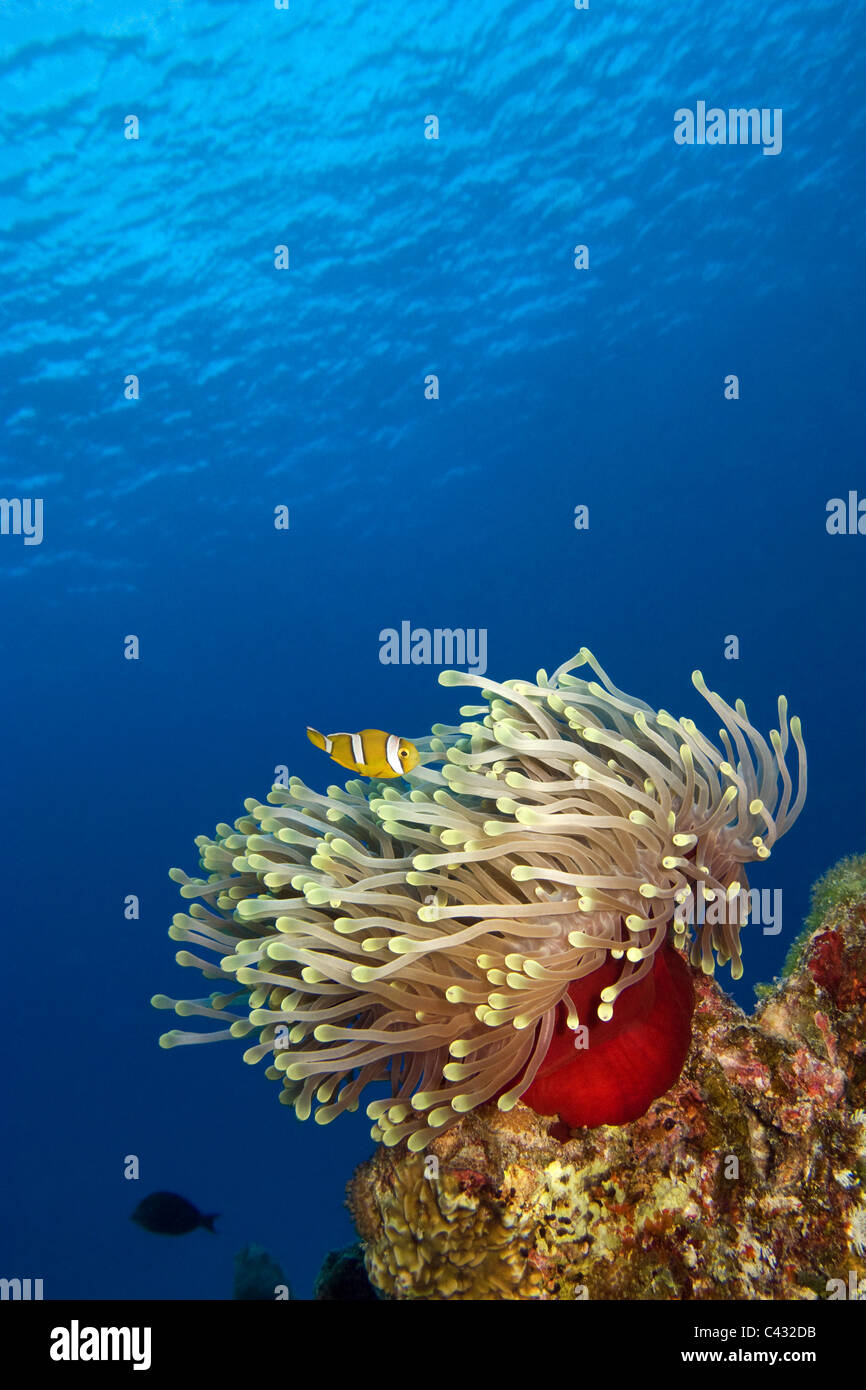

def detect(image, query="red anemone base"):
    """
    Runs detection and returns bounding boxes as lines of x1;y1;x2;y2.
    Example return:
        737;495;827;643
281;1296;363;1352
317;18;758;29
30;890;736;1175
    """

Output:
520;941;695;1129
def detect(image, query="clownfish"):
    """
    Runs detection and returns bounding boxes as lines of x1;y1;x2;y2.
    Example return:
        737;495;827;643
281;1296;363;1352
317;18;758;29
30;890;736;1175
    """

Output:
306;727;421;779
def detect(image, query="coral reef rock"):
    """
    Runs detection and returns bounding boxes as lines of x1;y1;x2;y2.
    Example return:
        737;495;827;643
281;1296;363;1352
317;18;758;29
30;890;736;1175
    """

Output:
348;873;866;1300
232;1243;290;1300
314;1243;379;1300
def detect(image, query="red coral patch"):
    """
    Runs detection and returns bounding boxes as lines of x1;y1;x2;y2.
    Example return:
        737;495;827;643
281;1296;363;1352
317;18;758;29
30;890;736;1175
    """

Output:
807;931;844;998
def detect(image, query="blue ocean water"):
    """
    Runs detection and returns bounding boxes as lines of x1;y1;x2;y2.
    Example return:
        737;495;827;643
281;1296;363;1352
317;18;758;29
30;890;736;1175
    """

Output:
1;0;864;1301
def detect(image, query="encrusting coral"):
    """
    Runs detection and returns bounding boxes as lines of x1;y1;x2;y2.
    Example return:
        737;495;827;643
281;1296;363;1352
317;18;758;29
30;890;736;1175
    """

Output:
153;650;805;1148
348;864;866;1300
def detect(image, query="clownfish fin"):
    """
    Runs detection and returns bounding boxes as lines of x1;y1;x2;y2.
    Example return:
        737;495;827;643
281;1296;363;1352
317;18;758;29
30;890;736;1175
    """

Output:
307;727;331;754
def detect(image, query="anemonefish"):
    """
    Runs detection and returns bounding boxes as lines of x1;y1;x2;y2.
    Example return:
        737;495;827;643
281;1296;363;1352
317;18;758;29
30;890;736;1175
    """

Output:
306;727;421;778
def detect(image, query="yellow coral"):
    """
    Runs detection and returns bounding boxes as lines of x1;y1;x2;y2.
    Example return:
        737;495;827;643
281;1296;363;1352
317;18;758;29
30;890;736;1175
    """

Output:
349;1156;544;1300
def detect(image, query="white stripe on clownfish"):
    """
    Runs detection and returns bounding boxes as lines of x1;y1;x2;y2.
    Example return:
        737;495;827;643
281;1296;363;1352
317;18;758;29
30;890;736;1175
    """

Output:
385;733;402;774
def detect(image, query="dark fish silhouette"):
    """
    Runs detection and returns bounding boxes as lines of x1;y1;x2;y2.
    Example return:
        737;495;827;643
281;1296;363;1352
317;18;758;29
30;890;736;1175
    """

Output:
131;1191;218;1236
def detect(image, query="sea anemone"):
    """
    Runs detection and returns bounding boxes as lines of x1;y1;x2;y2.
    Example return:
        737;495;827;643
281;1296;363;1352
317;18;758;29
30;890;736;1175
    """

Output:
153;650;806;1150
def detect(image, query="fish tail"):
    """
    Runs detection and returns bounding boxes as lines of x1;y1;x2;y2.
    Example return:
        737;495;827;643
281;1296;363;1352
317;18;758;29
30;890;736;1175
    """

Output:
306;727;327;751
200;1213;219;1234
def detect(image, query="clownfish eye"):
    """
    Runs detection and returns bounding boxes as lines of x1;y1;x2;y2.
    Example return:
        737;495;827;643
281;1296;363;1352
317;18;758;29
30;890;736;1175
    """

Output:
400;748;409;760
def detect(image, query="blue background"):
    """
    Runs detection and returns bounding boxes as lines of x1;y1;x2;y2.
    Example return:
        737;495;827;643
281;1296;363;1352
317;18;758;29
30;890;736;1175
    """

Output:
1;0;863;1299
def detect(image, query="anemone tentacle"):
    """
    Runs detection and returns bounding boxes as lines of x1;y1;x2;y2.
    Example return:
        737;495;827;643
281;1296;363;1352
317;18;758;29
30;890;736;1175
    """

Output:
154;650;806;1148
